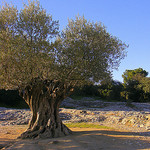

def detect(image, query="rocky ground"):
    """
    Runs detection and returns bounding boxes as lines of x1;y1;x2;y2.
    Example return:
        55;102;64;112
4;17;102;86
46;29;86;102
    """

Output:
0;97;150;149
0;97;150;132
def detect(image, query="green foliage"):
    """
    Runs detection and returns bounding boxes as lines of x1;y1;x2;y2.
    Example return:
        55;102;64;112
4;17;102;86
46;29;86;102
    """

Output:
55;16;127;85
139;77;150;93
122;68;148;85
72;85;99;97
98;80;123;100
0;1;127;98
0;89;28;108
121;68;150;102
0;1;59;89
138;77;150;101
72;80;124;101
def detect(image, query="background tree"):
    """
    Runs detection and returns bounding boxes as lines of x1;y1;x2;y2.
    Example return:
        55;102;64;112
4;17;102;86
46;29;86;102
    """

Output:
71;84;100;97
138;77;150;101
122;68;148;85
0;89;24;107
139;77;150;93
121;68;148;102
0;1;128;139
98;80;123;100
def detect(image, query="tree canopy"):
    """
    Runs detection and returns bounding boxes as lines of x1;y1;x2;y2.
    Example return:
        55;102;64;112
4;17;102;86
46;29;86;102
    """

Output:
54;16;127;84
0;1;59;89
0;1;128;90
139;77;150;93
121;68;149;102
122;68;148;85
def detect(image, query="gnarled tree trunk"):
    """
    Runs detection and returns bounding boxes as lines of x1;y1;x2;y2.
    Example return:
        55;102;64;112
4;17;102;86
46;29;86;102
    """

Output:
19;78;73;139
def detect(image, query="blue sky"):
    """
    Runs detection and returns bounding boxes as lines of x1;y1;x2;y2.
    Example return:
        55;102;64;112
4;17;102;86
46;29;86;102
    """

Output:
1;0;150;82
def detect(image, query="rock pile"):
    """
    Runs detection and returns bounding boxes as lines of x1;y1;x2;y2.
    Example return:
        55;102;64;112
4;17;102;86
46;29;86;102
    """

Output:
0;97;150;132
0;108;31;126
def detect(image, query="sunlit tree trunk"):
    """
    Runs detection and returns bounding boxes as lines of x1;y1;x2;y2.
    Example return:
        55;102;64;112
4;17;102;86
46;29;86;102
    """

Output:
19;78;73;139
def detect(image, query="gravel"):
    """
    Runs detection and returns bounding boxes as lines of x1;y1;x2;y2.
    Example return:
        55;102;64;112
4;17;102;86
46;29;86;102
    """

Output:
0;97;150;135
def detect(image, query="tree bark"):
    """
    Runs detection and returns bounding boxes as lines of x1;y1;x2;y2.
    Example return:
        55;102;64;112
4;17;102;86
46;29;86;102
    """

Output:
18;78;73;139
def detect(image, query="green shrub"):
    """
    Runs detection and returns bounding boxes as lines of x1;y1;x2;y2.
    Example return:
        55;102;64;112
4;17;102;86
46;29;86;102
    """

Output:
0;89;28;108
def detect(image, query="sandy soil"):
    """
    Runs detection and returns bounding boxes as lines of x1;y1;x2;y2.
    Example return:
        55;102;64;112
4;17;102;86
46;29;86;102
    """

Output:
0;125;150;150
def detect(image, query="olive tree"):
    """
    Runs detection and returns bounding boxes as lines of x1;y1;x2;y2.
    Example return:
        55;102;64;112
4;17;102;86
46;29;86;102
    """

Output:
0;1;128;139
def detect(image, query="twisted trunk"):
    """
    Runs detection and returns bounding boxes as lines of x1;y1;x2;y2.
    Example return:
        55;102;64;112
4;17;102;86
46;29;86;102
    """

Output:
19;78;73;139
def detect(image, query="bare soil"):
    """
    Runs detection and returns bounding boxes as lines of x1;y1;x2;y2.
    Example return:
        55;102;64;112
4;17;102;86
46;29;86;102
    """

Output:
0;125;150;150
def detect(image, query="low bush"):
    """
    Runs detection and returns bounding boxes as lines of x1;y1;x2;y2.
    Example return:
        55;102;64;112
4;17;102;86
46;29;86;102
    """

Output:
0;89;28;108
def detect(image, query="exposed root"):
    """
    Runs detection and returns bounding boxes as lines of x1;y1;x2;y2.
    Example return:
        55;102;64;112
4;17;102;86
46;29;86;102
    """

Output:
18;78;73;139
18;123;72;139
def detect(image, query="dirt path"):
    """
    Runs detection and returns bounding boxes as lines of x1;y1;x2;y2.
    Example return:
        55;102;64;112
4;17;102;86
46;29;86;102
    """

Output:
0;125;150;150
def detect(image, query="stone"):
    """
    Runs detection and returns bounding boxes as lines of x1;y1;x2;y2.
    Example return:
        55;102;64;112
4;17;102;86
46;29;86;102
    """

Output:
146;115;150;120
0;98;150;132
146;126;150;130
139;124;144;128
122;118;128;125
96;116;106;122
80;110;87;114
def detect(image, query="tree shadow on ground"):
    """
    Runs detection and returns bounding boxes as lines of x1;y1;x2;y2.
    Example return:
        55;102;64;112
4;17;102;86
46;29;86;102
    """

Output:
0;139;16;150
3;129;150;150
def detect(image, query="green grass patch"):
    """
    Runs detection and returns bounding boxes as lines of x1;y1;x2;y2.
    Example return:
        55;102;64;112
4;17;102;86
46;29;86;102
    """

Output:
65;122;112;129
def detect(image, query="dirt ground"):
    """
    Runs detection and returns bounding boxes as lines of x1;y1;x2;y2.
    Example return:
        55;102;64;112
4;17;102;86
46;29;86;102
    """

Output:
0;125;150;150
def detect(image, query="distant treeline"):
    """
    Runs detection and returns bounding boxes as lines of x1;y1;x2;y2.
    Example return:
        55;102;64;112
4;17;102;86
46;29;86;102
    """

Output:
0;68;150;108
72;68;150;102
